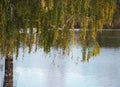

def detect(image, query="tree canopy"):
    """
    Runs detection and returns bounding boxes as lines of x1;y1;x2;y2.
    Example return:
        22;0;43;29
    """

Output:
0;0;118;61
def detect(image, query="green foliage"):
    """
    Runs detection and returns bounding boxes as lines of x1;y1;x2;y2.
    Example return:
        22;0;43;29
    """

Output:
0;0;118;61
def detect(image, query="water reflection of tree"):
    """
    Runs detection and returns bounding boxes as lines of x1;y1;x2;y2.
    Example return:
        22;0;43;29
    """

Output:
0;0;118;87
97;31;120;47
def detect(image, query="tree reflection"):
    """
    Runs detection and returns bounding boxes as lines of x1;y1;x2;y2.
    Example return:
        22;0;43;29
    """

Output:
0;0;118;87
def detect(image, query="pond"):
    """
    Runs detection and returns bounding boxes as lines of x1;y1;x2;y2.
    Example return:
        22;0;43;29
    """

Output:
11;30;120;87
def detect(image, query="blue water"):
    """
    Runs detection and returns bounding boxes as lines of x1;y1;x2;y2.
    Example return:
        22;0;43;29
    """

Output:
13;45;120;87
1;30;120;87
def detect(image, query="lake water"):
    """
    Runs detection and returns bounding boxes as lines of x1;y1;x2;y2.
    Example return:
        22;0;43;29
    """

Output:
13;31;120;87
0;30;120;87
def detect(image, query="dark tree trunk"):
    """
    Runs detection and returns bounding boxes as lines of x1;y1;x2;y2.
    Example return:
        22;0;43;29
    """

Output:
3;56;13;87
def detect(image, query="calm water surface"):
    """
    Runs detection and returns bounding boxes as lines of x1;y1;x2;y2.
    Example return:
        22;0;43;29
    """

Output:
13;30;120;87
